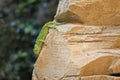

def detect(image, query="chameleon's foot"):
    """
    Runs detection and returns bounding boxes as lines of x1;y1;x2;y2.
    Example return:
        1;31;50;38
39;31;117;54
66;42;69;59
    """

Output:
40;40;45;43
40;40;47;45
44;43;47;46
54;27;58;31
48;26;58;31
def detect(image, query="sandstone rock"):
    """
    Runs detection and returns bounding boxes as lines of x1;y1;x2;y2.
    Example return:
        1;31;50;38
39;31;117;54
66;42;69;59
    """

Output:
55;0;120;25
80;75;120;80
109;59;120;74
32;0;120;80
32;24;120;80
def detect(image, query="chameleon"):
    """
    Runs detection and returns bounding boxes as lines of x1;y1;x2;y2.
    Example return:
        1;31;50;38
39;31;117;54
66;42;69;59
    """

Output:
33;21;61;55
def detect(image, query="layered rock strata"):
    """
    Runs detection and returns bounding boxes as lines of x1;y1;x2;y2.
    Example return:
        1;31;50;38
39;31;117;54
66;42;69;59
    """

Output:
32;0;120;80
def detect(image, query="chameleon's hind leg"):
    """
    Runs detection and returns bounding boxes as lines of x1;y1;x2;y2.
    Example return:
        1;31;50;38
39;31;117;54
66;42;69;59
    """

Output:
40;39;47;46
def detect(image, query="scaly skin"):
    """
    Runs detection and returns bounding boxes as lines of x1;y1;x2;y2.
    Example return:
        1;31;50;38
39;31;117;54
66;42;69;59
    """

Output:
33;21;60;54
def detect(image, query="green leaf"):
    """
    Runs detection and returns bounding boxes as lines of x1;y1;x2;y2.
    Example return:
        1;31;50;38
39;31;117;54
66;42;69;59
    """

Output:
24;25;34;34
28;0;36;3
15;2;26;14
15;9;21;14
17;51;28;58
19;2;26;9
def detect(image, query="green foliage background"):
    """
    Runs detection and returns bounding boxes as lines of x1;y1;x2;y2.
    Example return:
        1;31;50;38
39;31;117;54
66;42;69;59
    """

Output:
0;0;58;80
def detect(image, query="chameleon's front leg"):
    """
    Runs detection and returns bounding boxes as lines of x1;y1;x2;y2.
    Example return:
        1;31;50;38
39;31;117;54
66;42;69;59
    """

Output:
48;26;58;30
48;22;64;30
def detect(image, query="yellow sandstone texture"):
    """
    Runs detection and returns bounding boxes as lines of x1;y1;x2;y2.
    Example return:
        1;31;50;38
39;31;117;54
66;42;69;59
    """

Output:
32;0;120;80
55;0;120;25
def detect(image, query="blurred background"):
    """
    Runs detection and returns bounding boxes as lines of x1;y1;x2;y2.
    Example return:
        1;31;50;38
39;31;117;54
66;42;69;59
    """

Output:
0;0;58;80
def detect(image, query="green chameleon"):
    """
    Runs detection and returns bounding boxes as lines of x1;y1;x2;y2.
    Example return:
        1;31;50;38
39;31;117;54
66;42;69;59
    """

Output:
33;21;61;55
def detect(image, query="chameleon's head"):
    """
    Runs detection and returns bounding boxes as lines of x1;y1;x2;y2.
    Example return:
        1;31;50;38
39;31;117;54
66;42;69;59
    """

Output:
46;21;60;30
46;21;57;25
46;21;62;25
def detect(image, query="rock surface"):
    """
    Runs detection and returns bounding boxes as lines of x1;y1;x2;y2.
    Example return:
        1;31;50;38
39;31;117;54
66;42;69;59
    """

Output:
55;0;120;25
32;0;120;80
